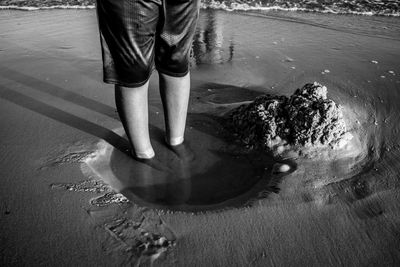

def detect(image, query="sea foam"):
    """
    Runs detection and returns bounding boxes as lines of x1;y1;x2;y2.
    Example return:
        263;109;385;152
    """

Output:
0;5;95;11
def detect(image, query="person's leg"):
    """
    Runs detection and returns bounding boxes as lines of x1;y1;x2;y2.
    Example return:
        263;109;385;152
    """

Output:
159;72;191;146
96;0;162;159
115;83;155;159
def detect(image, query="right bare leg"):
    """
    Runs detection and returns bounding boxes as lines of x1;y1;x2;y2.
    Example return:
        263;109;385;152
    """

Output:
159;72;191;146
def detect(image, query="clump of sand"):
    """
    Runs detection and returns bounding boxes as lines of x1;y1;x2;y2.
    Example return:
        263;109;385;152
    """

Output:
228;82;349;153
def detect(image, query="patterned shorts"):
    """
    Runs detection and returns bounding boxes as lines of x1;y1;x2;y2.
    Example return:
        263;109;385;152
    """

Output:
96;0;200;87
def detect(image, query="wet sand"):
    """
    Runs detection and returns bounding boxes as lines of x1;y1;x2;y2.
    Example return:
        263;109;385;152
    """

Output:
1;9;400;266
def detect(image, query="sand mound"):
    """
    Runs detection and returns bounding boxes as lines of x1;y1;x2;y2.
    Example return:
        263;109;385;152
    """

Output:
228;82;348;151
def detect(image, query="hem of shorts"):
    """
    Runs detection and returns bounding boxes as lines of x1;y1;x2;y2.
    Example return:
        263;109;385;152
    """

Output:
103;76;151;88
156;67;189;78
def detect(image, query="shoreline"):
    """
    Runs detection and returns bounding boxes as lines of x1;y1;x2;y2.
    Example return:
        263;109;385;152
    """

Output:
0;0;399;17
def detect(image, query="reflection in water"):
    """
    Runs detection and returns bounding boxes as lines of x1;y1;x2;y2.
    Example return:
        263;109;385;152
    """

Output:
192;10;235;65
115;149;275;212
111;143;278;212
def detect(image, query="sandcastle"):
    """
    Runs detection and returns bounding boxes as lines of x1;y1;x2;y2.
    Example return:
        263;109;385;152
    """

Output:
228;82;348;151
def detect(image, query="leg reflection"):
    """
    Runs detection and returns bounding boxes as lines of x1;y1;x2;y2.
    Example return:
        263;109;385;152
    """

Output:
118;148;193;208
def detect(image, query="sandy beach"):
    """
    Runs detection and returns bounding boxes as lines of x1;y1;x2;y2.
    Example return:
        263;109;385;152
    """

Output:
1;8;400;266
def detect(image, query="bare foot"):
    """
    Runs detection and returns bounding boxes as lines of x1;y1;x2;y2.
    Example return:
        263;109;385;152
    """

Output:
166;140;195;162
131;150;172;172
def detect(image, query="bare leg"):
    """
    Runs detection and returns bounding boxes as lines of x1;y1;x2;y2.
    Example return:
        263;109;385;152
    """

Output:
115;83;155;159
159;72;191;146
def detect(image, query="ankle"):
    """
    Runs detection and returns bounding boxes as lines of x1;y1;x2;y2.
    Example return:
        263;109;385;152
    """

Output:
166;136;184;147
133;148;155;159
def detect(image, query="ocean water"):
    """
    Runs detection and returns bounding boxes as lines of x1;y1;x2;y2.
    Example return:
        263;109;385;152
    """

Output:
0;0;399;16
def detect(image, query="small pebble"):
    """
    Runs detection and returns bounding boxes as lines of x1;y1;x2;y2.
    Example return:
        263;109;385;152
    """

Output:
273;163;290;173
380;75;386;79
371;60;378;64
388;70;395;75
321;69;330;74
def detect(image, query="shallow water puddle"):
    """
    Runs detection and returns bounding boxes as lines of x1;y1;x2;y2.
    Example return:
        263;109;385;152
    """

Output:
85;120;292;212
80;84;298;212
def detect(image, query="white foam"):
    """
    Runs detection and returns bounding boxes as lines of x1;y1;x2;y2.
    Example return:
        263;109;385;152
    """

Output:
0;5;95;11
200;1;400;17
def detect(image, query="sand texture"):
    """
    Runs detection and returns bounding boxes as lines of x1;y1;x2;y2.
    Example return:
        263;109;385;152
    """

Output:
1;8;400;267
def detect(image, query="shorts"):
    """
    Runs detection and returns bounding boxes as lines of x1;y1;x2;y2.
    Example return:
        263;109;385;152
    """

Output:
96;0;200;87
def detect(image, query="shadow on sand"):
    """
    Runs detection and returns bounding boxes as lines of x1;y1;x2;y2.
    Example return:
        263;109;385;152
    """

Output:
0;68;167;155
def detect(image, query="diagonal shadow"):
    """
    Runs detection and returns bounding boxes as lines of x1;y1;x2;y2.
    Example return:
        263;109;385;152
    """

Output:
0;85;131;154
0;67;118;120
0;67;166;145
